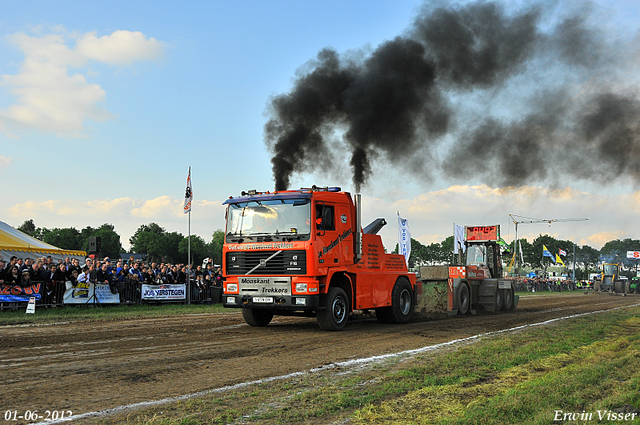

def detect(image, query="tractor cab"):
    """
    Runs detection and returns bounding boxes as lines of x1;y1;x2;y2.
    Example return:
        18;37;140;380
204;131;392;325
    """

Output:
464;226;503;279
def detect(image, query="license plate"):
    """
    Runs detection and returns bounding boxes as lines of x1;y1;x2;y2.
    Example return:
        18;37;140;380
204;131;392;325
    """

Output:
253;297;273;303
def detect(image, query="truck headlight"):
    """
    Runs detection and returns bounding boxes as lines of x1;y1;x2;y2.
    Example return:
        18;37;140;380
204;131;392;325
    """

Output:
295;298;307;305
296;283;307;292
227;297;237;304
226;283;238;293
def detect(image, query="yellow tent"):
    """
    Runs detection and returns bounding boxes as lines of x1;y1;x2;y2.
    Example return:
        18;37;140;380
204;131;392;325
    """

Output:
0;220;86;263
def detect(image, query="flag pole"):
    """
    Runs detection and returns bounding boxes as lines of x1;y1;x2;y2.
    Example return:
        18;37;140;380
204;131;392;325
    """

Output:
188;166;191;305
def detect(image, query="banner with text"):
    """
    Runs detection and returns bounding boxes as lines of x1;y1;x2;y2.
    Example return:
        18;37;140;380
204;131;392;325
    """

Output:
0;283;42;302
142;284;186;301
397;213;411;267
63;282;120;304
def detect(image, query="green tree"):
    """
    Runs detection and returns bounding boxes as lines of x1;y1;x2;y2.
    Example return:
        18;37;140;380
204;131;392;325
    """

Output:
129;222;165;248
164;232;185;264
77;224;123;258
17;219;38;237
179;235;207;266
209;230;225;265
129;223;169;262
41;227;82;250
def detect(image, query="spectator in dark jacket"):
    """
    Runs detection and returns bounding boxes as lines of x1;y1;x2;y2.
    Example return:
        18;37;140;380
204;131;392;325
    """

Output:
5;266;20;285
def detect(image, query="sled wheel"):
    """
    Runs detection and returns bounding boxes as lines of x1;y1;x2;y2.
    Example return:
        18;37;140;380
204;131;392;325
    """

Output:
457;283;470;315
501;288;514;311
494;287;503;312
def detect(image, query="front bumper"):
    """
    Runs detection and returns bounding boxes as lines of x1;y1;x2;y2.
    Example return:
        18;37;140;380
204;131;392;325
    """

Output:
223;294;319;310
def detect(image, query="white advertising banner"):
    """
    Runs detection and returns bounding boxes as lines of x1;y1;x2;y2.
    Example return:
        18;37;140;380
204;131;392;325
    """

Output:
63;282;120;304
142;284;186;301
627;251;640;259
397;213;411;267
453;223;466;254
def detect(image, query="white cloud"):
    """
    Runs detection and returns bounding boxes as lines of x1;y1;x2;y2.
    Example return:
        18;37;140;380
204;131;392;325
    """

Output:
76;31;164;65
0;29;164;136
0;155;13;169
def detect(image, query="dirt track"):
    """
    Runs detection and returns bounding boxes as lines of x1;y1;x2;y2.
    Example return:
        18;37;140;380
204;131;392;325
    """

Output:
2;293;639;424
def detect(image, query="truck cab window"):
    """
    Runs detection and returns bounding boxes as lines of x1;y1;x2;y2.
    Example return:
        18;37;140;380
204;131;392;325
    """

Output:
315;204;335;231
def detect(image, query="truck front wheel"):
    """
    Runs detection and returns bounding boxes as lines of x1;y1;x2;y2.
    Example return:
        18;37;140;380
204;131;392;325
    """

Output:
317;287;349;331
242;308;274;327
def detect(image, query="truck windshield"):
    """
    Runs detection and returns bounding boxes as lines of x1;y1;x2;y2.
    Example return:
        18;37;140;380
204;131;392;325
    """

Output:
226;199;311;241
603;264;618;275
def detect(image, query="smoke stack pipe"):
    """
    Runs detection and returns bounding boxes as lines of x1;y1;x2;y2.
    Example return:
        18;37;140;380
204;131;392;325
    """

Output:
355;193;362;263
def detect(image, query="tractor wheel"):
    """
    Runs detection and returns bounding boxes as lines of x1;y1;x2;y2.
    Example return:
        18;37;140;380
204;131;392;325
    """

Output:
456;283;470;315
501;288;514;311
493;287;503;312
242;308;274;327
317;287;349;331
376;278;414;324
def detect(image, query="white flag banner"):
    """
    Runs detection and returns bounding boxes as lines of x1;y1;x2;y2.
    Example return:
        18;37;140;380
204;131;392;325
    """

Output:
397;213;411;267
519;240;525;264
183;169;193;214
454;223;466;254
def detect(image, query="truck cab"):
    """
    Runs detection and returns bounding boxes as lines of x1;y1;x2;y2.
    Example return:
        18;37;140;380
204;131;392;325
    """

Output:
222;186;416;330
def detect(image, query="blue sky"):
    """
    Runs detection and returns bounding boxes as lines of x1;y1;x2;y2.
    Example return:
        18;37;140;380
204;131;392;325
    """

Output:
1;0;639;252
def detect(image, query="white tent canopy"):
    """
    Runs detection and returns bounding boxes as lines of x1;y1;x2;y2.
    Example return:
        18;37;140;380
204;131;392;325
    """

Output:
0;220;86;263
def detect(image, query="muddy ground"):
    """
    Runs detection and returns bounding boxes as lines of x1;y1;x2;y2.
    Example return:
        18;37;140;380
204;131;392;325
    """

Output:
1;292;639;424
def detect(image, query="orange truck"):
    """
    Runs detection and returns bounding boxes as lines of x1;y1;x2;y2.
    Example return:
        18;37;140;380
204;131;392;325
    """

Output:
222;186;416;330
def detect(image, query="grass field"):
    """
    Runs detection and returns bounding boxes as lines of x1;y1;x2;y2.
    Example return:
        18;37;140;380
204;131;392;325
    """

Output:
0;290;581;326
4;292;639;424
77;301;640;425
0;303;227;326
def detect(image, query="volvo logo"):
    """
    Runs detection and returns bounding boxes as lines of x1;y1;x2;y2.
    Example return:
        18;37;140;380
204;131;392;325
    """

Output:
260;259;267;267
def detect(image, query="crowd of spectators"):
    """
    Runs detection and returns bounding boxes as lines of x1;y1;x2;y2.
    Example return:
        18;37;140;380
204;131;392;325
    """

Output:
511;276;582;292
0;254;223;305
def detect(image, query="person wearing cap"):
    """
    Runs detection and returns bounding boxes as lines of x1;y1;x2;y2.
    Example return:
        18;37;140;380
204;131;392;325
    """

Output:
103;257;112;274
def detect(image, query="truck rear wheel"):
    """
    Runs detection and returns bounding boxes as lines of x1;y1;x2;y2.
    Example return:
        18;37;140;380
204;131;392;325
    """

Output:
317;287;349;331
242;308;274;327
456;283;470;315
376;278;414;324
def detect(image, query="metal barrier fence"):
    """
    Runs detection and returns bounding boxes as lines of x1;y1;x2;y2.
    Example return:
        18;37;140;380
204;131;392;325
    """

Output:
0;280;222;311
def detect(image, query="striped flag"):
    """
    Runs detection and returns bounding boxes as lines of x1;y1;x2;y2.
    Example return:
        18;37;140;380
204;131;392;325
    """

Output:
559;248;567;256
543;244;556;263
183;168;193;214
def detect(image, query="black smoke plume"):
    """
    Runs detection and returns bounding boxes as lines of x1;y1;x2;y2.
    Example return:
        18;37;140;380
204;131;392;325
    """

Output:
265;1;640;192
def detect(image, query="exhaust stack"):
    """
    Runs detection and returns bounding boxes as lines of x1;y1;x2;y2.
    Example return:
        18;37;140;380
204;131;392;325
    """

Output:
355;193;362;263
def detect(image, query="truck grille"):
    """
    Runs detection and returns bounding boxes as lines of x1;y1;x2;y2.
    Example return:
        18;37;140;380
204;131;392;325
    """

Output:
226;250;307;275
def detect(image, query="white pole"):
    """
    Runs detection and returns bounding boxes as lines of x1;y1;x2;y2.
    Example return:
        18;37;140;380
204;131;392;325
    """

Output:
187;166;191;305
